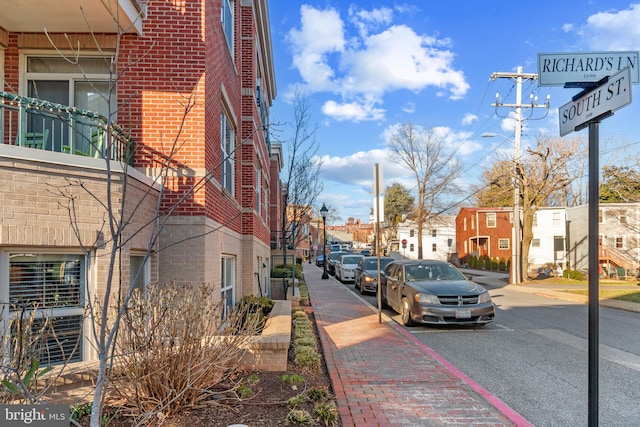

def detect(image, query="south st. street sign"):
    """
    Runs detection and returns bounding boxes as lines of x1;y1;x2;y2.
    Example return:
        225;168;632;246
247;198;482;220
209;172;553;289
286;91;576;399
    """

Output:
558;67;632;136
538;51;639;87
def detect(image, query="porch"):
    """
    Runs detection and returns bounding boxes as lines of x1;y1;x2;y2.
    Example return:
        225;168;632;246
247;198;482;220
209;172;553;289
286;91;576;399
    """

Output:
1;90;133;164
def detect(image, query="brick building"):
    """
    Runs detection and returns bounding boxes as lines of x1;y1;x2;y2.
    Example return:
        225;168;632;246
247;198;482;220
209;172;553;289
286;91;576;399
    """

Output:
455;207;514;267
0;0;277;365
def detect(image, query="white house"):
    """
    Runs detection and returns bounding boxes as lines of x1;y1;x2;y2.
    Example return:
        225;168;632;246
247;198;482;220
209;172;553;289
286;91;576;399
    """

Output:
528;207;567;272
397;216;456;261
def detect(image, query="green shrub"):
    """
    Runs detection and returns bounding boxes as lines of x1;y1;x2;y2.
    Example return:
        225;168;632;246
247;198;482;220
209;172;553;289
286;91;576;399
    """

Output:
286;409;314;426
564;269;585;281
314;401;339;426
295;347;321;369
306;386;330;402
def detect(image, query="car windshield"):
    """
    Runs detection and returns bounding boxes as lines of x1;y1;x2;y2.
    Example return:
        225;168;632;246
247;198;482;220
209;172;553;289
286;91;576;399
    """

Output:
342;256;362;264
330;252;344;260
405;263;465;281
364;258;392;270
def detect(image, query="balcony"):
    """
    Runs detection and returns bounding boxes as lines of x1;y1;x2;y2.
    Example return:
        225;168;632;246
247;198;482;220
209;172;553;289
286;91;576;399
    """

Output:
1;90;133;164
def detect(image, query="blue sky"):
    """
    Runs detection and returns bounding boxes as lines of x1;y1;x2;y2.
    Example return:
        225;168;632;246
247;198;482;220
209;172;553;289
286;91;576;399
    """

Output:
267;1;640;224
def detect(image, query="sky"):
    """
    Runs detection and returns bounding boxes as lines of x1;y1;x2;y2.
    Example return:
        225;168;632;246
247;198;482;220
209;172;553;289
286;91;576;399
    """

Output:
266;1;640;224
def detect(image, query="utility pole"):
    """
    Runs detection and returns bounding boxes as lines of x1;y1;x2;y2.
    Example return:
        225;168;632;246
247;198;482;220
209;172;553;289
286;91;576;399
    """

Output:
490;66;549;284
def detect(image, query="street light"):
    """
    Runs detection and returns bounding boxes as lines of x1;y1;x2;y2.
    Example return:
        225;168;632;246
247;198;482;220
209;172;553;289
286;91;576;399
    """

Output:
481;132;521;285
320;203;329;279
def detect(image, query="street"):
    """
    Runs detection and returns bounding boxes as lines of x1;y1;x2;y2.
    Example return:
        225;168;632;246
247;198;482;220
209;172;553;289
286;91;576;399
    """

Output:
326;266;640;426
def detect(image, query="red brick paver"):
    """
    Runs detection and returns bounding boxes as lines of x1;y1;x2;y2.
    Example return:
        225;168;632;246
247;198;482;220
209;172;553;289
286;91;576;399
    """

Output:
303;264;531;427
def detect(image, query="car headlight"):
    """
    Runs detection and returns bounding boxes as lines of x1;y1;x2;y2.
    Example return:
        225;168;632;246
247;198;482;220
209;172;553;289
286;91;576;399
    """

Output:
415;293;439;304
363;275;375;283
478;291;492;304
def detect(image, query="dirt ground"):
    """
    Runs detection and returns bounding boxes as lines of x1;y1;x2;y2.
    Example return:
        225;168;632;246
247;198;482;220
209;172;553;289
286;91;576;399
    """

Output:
76;307;341;427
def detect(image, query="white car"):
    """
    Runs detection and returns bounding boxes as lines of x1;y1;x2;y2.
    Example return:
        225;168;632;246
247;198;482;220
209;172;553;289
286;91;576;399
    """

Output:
335;254;364;283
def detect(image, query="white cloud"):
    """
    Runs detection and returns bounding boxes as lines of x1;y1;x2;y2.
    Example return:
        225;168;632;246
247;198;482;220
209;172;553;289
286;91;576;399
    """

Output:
322;100;385;122
580;4;640;50
286;5;469;122
461;113;478;126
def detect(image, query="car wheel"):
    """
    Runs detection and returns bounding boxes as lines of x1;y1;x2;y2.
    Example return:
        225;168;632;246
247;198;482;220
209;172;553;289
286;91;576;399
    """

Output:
401;297;414;326
359;281;365;294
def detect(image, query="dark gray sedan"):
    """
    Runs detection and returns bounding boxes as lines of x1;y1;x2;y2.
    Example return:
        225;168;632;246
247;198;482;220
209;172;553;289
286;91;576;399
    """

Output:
381;259;495;326
354;256;394;294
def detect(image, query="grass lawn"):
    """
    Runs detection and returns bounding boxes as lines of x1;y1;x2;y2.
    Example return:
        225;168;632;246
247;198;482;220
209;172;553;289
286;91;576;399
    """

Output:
564;289;640;303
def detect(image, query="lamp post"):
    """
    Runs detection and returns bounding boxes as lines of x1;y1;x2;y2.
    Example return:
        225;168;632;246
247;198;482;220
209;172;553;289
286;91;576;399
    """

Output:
481;132;521;285
320;203;329;279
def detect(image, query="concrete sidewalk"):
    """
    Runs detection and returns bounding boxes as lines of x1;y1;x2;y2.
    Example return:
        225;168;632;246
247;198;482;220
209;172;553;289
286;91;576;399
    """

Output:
302;263;531;427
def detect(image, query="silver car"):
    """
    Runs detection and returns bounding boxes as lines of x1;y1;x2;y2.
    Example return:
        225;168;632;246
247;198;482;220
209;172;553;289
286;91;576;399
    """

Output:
381;259;495;326
354;256;394;294
335;254;364;283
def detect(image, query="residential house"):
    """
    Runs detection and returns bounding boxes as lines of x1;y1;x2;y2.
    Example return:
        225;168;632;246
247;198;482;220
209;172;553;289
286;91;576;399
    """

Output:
0;0;276;365
455;207;513;267
397;216;456;261
529;208;567;271
567;203;640;276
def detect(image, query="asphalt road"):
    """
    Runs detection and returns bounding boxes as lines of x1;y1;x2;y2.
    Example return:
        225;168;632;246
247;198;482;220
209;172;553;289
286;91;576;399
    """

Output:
333;268;640;427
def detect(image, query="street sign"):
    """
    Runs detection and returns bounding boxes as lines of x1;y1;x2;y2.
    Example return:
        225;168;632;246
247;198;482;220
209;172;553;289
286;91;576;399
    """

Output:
538;51;640;87
401;239;407;248
559;67;632;136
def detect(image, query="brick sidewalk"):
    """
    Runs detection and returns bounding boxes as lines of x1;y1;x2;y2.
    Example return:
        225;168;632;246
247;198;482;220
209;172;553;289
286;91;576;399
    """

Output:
303;263;532;426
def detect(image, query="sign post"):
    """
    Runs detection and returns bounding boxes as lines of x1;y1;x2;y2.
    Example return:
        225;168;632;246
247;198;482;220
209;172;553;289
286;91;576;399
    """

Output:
541;50;637;427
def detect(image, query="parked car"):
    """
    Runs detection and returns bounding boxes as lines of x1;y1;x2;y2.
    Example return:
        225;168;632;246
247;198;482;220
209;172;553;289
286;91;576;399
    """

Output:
327;251;347;276
354;256;394;294
360;249;371;257
315;255;325;267
380;259;495;326
335;254;364;283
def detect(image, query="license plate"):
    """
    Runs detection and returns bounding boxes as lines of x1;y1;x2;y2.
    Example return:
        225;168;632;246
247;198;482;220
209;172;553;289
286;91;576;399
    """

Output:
455;309;471;319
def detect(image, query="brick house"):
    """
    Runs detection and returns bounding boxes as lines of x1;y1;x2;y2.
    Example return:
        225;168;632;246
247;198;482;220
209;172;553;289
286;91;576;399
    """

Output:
0;0;276;365
455;207;513;267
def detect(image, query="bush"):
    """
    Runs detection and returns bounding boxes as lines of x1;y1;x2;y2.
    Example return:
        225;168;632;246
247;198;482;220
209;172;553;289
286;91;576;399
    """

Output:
498;257;507;272
272;264;302;278
563;269;585;281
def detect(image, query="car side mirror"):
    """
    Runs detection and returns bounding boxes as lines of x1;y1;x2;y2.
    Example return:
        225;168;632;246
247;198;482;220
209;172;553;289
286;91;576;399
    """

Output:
464;274;473;280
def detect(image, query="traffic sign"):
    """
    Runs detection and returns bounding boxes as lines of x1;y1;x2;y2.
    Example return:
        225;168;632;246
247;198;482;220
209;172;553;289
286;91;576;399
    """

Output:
538;51;639;87
559;67;632;136
401;239;407;248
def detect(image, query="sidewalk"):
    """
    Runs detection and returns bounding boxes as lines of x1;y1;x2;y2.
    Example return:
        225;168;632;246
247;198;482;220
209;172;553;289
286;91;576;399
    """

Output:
302;263;531;427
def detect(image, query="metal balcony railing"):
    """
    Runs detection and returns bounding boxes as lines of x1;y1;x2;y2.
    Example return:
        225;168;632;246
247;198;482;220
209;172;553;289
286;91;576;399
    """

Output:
1;90;133;164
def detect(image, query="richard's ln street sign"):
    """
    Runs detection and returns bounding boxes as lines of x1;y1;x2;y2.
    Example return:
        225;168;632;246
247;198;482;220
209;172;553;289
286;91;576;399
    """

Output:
538;51;639;87
559;67;632;136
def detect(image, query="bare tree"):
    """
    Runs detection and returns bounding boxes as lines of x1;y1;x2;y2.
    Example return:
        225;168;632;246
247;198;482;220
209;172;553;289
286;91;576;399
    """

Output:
275;91;322;280
383;182;415;246
387;123;463;259
519;135;581;278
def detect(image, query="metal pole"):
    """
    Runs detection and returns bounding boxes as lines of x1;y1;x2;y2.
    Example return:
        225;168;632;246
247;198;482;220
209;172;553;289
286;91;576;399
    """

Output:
588;121;600;427
322;216;329;279
513;66;523;285
375;163;382;323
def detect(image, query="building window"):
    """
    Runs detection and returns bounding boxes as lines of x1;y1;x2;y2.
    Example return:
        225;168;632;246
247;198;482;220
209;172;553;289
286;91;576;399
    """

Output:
498;239;509;250
409;229;415;237
532;238;541;247
464;241;468;253
532;212;538;227
432;243;437;252
221;256;236;319
130;254;150;293
619;212;627;224
615;236;624;249
431;229;437;237
409;243;415;252
471;216;475;229
553;212;561;226
24;55;115;154
463;218;467;231
598;209;603;224
221;111;235;194
8;252;86;366
221;0;234;54
256;166;262;216
486;213;497;228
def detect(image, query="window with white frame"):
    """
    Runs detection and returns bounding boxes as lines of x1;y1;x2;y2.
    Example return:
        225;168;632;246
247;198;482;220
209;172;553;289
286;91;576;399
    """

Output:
130;254;150;293
409;229;415;237
221;0;234;54
409;243;415;252
598;209;603;223
615;236;624;249
463;218;467;231
220;111;235;194
619;211;627;224
221;256;236;319
8;252;86;366
532;238;541;247
256;165;262;216
24;55;115;153
486;213;497;228
553;212;561;226
498;239;509;250
431;229;437;237
471;216;475;229
532;212;538;227
432;243;437;252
